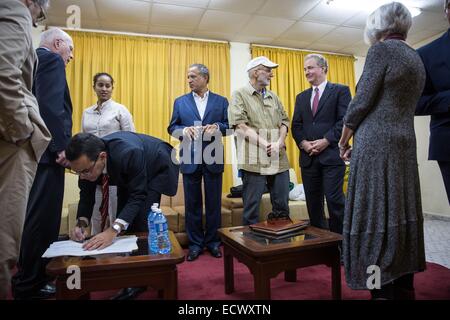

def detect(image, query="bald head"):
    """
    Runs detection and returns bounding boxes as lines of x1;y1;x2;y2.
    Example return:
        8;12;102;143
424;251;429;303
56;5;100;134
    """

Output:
39;28;71;47
39;28;74;66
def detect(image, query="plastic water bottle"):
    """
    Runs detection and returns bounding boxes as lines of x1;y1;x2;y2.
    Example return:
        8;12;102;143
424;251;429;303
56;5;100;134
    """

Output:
153;208;171;254
148;203;159;254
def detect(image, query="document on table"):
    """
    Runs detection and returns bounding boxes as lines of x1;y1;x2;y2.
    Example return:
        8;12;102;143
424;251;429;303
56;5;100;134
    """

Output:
42;235;138;258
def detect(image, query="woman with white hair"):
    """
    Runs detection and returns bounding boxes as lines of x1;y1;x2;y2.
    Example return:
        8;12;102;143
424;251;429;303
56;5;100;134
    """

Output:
338;2;426;300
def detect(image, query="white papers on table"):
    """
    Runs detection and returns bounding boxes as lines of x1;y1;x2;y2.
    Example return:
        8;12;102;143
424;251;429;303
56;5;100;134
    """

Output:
42;235;138;258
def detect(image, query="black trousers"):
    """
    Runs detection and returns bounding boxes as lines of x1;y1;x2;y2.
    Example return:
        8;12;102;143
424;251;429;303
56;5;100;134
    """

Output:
301;157;345;234
438;161;450;205
241;170;290;225
12;164;65;298
183;166;222;252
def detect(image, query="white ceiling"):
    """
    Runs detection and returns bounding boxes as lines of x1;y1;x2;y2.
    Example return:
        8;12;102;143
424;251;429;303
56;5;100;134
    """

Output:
45;0;449;56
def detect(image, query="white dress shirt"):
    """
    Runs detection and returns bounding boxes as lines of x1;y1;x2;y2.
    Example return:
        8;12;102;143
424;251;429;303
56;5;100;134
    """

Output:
81;99;135;137
77;164;129;232
310;80;328;110
192;90;209;119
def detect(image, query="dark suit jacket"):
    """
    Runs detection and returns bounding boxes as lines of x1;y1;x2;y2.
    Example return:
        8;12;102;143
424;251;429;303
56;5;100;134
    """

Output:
33;48;73;165
167;91;229;174
292;82;351;167
77;132;180;224
416;29;450;161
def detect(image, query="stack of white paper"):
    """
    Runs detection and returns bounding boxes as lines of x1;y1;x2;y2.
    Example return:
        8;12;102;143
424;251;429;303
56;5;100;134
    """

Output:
42;235;138;258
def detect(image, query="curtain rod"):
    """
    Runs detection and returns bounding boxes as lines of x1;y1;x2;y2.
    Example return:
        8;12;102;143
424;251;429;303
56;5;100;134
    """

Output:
251;43;356;58
53;26;229;44
51;26;356;58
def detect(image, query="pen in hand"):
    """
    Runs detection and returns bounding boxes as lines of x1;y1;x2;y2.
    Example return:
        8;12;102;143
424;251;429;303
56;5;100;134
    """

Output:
71;225;88;243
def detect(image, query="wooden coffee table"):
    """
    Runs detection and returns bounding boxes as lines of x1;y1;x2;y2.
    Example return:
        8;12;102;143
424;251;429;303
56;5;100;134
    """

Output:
218;226;343;300
46;231;185;300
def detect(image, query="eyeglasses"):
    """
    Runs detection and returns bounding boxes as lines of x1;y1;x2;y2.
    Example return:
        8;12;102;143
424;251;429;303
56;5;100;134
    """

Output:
70;157;98;176
35;2;47;25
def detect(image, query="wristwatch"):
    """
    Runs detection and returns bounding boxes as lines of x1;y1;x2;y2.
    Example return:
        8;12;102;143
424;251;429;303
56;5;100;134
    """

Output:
112;223;122;234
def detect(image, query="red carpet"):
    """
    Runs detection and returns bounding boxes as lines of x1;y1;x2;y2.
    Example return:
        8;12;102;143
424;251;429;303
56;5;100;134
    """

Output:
7;249;449;300
87;249;450;300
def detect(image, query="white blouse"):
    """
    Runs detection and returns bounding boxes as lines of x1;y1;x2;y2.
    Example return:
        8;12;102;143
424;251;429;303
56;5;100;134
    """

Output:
81;99;135;137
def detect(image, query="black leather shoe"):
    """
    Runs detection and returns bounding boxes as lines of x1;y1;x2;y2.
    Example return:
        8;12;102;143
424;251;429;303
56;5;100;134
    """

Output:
29;283;56;300
110;287;146;300
186;250;201;261
208;247;222;258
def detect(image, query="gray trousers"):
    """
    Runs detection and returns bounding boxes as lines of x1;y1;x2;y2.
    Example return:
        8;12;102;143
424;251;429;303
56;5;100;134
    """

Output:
241;170;290;225
0;140;37;299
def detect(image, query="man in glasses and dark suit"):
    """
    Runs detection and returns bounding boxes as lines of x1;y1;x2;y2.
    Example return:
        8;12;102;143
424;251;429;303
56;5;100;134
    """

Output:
65;131;179;300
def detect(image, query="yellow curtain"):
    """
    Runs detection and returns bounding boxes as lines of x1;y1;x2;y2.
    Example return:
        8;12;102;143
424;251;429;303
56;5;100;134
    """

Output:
251;45;356;183
65;30;233;191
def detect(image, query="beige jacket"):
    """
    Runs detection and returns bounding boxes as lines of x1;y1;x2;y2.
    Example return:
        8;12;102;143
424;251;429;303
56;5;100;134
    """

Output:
0;0;51;161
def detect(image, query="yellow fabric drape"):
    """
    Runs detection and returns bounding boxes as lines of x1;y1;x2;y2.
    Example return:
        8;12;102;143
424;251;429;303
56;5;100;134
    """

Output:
251;45;356;183
65;30;233;191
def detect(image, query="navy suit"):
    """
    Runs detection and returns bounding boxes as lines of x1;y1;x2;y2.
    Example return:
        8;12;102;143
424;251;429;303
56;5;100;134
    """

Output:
292;82;351;234
168;91;228;252
77;132;179;231
12;48;73;298
417;29;450;203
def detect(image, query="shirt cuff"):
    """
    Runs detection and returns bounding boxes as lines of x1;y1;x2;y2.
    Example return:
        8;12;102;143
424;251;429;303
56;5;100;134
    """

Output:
114;218;129;230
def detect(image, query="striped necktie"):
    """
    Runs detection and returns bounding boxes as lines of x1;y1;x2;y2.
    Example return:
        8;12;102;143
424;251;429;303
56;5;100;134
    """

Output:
312;87;320;116
99;174;109;231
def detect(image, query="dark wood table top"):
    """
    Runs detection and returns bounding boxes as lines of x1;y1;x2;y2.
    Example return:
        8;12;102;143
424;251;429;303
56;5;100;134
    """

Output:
46;231;185;275
218;226;342;257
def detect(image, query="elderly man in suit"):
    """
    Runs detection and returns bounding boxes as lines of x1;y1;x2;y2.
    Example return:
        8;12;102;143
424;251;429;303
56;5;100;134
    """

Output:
416;0;450;204
168;64;229;262
0;0;51;299
12;27;74;300
67;131;180;299
292;54;351;235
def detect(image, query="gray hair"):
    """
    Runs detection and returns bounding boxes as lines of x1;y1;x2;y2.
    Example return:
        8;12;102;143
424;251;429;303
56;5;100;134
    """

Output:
247;68;257;79
190;63;209;83
364;2;412;45
39;27;72;47
305;53;328;73
34;0;50;10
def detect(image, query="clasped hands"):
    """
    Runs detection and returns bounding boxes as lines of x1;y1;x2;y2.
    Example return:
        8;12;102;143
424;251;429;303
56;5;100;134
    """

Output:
265;140;286;157
338;142;352;161
301;138;330;156
183;124;219;140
